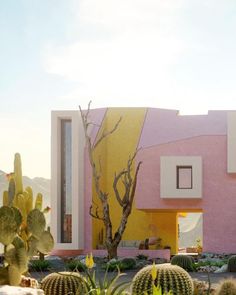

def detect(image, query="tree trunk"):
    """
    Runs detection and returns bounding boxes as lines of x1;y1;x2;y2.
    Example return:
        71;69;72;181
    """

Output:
39;252;45;261
107;244;118;260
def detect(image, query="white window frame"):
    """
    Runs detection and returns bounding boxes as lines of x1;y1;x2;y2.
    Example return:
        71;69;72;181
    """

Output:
51;111;84;250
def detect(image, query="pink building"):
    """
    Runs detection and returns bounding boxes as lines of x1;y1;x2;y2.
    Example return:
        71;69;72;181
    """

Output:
51;108;236;256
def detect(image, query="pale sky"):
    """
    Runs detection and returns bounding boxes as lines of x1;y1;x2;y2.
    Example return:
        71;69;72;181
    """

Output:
1;0;236;178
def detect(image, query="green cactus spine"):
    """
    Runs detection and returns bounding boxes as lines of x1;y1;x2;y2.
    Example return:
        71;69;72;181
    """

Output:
25;186;33;212
2;191;8;206
132;264;194;295
228;255;236;272
35;193;43;210
8;178;15;205
216;279;236;295
41;272;85;295
171;254;194;271
14;153;23;195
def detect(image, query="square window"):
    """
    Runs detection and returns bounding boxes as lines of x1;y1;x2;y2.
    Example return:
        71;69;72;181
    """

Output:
177;166;192;189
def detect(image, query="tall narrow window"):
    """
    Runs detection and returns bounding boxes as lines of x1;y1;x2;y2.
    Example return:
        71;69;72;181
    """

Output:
61;120;72;243
177;166;192;189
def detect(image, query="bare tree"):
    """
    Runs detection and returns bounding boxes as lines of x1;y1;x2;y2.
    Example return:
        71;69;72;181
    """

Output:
79;102;142;259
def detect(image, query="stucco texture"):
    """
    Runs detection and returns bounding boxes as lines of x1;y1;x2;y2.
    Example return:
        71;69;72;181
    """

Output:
136;135;236;253
84;107;236;254
85;108;179;254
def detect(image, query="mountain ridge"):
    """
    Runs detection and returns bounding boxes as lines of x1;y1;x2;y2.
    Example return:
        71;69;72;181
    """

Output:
0;170;50;208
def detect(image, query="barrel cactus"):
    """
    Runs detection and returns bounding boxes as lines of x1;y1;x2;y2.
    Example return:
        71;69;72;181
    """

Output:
171;254;194;271
131;264;194;295
41;272;85;295
216;278;236;295
228;255;236;272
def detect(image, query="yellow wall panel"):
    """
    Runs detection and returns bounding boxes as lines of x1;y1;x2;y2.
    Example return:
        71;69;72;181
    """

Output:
92;108;178;254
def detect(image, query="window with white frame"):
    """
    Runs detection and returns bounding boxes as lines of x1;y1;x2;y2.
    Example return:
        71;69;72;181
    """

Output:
176;166;192;189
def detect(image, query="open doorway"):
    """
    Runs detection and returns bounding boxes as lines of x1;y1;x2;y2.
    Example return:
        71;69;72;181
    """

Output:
178;212;203;254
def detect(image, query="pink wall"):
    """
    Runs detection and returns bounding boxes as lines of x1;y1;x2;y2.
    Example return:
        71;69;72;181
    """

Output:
82;108;236;254
136;135;236;253
86;108;107;144
91;249;170;261
138;109;227;148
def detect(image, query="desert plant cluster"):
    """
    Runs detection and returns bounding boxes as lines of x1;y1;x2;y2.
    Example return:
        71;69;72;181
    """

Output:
0;153;54;287
37;253;236;294
1;154;236;294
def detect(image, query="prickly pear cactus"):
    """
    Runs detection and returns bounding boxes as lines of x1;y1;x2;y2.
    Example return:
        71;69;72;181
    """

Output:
132;264;194;295
0;153;54;286
35;193;43;210
37;231;54;254
0;207;26;285
41;272;85;295
1;153;53;248
0;206;22;245
27;209;46;238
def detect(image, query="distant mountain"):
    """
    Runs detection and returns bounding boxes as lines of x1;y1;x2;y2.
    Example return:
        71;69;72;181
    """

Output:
0;171;50;209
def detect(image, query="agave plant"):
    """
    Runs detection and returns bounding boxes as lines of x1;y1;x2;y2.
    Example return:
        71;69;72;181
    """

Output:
76;253;130;295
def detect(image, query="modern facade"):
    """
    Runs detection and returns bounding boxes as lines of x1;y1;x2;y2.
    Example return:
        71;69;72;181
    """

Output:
51;108;236;256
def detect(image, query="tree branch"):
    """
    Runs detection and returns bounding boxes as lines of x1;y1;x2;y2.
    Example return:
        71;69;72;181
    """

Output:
89;204;104;221
113;170;127;207
129;161;142;205
93;116;122;149
79;101;143;258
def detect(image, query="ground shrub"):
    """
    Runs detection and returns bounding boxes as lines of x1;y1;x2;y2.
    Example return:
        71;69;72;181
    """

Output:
66;260;87;272
136;254;148;260
29;260;51;272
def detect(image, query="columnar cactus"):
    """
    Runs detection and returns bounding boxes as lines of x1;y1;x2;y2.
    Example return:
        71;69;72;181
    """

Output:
41;272;85;295
131;264;194;295
14;153;23;195
0;153;54;286
216;279;236;295
228;255;236;272
171;254;194;271
2;153;50;246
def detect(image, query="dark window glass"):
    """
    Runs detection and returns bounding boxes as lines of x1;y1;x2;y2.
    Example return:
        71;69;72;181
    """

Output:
177;166;192;189
61;120;72;243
